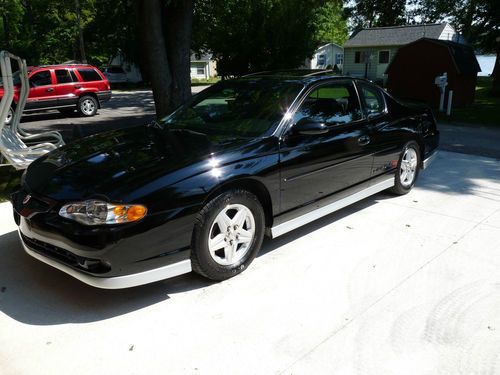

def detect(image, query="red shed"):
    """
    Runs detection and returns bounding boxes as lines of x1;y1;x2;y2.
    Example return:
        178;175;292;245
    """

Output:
386;38;481;108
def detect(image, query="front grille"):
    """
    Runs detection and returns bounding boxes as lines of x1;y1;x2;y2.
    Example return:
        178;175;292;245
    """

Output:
21;233;111;274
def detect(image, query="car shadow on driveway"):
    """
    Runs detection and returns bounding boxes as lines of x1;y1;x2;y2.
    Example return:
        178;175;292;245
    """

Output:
0;230;215;326
0;198;379;327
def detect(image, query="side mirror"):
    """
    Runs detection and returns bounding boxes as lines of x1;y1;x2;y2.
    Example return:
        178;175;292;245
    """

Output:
292;118;329;136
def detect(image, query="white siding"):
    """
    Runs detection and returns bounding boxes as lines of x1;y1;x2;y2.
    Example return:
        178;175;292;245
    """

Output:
438;24;465;43
343;46;398;81
305;43;344;70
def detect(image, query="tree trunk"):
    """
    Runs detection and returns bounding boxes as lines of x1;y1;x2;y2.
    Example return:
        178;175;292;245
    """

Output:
74;0;87;62
137;0;172;118
492;37;500;96
165;0;193;109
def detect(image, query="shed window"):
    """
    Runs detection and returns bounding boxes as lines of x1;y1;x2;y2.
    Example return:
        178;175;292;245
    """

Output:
379;50;390;64
197;67;205;75
335;53;343;65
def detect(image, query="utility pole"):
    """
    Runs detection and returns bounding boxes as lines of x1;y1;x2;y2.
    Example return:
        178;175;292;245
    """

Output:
75;0;87;63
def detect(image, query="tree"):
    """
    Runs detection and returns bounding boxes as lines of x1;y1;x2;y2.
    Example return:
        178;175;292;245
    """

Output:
313;0;349;45
346;0;407;29
193;0;332;77
136;0;193;117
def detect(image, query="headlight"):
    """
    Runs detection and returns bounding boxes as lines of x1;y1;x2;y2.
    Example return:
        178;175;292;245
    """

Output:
59;200;147;226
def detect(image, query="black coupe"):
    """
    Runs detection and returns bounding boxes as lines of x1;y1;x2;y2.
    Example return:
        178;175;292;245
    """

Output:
11;72;439;288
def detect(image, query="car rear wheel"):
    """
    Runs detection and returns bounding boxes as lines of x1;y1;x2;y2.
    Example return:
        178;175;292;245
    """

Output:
191;189;265;281
391;141;420;195
77;95;98;117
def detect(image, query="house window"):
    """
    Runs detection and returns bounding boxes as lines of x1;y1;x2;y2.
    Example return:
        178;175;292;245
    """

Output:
378;50;390;64
317;54;326;66
197;67;205;75
335;53;343;65
355;51;361;64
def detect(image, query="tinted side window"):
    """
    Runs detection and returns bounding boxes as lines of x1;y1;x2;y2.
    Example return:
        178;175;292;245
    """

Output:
77;68;102;82
55;69;72;84
70;70;79;82
360;85;385;116
294;82;362;125
30;70;52;86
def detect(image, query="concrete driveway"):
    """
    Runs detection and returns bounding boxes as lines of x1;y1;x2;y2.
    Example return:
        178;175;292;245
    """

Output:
1;150;499;374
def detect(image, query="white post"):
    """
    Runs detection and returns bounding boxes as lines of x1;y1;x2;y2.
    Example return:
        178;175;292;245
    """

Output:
439;88;445;112
447;90;453;116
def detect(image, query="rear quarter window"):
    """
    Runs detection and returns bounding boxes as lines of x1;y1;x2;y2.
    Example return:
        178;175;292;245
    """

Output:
77;68;102;82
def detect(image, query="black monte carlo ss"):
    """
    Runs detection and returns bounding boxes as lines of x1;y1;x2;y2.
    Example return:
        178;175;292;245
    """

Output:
11;71;439;288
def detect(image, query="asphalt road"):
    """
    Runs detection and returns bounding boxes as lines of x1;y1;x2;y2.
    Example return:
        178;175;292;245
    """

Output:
18;88;500;159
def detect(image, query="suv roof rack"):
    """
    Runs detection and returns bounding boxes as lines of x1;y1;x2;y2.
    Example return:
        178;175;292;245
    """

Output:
33;63;92;69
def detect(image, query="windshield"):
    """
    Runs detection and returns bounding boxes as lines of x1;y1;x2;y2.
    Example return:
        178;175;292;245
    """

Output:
162;79;303;142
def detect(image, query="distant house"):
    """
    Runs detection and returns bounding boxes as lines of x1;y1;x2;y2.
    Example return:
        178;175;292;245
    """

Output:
304;43;344;70
191;52;217;80
343;23;465;82
108;50;142;83
386;38;481;108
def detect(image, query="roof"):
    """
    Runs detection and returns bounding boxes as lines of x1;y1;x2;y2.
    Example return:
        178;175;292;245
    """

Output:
386;38;481;75
345;23;448;47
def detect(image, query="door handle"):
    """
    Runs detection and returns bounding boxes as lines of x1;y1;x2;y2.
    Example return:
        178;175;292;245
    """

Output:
46;88;54;92
75;85;82;89
358;135;370;146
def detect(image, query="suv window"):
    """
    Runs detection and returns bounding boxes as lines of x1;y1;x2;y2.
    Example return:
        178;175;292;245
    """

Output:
30;70;52;87
70;70;79;82
55;69;73;84
77;68;102;82
294;82;362;125
359;84;385;116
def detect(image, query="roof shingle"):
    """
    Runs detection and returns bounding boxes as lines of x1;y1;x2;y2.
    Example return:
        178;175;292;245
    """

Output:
344;23;447;47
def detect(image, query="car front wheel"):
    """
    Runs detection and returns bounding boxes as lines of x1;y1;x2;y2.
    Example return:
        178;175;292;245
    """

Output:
191;189;265;281
77;95;98;117
391;141;420;195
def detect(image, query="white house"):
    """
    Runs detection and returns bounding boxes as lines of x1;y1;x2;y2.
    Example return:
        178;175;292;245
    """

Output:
108;50;142;83
342;23;465;82
305;43;344;70
190;52;217;80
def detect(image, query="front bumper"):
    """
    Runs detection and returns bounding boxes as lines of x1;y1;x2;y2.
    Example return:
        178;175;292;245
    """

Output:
19;230;192;289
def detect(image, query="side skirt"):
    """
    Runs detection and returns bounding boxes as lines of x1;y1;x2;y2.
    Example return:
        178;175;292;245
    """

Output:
270;176;395;238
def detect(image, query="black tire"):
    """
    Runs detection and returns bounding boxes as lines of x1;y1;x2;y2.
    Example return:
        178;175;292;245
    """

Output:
391;141;421;195
77;95;98;117
191;189;265;281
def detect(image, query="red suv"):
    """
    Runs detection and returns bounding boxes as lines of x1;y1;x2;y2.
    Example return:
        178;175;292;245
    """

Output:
2;64;111;124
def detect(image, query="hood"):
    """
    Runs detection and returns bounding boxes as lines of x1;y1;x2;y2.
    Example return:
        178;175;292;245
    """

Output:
24;125;235;202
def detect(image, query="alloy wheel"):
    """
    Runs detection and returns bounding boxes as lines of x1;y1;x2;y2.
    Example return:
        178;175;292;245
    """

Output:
207;204;256;266
81;99;96;115
400;147;418;187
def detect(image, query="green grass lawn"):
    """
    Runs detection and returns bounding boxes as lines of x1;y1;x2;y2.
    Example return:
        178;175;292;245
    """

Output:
0;166;22;202
438;77;500;126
